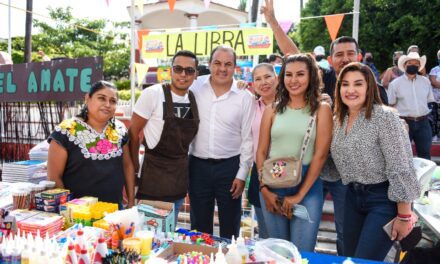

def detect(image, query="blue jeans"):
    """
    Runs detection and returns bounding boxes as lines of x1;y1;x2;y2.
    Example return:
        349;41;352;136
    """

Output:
260;165;324;251
323;179;347;255
407;119;432;160
174;198;185;228
343;181;396;261
254;206;269;239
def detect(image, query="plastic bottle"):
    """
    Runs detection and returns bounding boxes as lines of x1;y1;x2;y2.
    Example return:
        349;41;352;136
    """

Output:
75;228;85;254
2;242;12;264
92;236;108;263
28;246;38;264
21;243;30;264
225;237;241;264
11;244;21;264
37;250;48;264
235;235;248;263
209;252;215;264
78;246;91;264
214;244;227;264
66;244;78;264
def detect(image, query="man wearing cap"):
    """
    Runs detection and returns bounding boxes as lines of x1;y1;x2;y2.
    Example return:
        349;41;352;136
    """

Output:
388;52;435;160
313;46;330;70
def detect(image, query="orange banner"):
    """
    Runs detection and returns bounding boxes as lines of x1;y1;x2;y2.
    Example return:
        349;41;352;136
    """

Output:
168;0;176;12
324;14;345;41
137;30;150;50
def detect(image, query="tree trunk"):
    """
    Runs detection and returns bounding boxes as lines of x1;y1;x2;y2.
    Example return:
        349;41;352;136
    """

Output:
24;0;33;62
250;0;259;22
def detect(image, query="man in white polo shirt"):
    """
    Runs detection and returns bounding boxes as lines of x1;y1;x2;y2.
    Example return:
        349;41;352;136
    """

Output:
388;52;435;160
189;45;254;239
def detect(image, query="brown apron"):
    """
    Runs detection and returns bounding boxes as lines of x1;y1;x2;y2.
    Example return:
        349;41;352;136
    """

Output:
137;84;199;202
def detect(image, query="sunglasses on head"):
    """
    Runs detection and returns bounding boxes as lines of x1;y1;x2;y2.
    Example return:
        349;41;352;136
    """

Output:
172;65;196;75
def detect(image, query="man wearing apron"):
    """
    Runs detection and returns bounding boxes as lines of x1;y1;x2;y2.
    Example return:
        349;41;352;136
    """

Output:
129;50;199;221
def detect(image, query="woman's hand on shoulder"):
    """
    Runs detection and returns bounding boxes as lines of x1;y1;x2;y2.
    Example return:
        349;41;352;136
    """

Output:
319;93;333;107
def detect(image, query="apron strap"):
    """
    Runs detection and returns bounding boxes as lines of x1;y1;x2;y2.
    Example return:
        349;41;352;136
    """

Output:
162;83;175;119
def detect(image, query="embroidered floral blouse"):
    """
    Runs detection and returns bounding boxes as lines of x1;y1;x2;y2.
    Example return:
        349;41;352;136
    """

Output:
48;117;128;203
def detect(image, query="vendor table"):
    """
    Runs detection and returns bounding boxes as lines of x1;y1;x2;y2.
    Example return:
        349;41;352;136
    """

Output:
414;202;440;238
301;251;392;264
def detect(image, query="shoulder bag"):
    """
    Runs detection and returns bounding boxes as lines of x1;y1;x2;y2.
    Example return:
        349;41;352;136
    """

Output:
260;113;316;189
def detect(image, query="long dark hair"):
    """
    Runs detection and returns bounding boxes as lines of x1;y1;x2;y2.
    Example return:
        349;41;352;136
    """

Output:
275;53;321;115
334;62;383;126
76;80;117;122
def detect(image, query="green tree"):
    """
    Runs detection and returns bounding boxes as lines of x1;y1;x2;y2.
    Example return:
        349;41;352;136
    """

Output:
32;7;130;80
297;0;440;72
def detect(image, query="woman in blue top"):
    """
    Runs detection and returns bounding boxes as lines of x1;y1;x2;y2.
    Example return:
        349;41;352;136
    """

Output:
256;54;333;251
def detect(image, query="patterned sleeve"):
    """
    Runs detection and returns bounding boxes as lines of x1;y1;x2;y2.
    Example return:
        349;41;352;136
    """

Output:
47;120;70;150
377;108;420;202
115;119;129;146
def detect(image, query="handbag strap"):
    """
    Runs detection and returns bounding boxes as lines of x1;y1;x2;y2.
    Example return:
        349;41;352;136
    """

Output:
299;113;317;163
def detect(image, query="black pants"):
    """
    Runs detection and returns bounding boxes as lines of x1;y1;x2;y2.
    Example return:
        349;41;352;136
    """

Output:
188;155;241;239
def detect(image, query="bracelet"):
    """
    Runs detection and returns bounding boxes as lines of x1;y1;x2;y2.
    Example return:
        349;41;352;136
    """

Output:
397;213;412;218
259;185;268;191
396;216;412;222
258;168;263;178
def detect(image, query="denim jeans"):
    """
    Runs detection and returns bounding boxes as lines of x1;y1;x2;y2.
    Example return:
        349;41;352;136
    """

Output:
343;181;396;261
174;197;185;228
254;206;269;239
407;119;432;160
259;165;324;251
323;179;347;255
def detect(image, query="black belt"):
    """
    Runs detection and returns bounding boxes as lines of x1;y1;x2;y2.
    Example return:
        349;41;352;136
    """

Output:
192;155;238;163
400;115;429;122
348;181;389;192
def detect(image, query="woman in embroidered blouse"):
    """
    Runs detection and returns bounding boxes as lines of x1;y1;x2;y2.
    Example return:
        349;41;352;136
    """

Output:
47;81;135;207
256;54;333;251
331;62;419;260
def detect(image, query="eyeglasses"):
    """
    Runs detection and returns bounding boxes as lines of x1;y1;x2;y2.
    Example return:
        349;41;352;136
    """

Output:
172;65;196;75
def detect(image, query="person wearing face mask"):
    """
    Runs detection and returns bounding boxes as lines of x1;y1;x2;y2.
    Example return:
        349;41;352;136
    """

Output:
429;49;440;89
381;51;404;89
388;52;435;160
363;52;380;82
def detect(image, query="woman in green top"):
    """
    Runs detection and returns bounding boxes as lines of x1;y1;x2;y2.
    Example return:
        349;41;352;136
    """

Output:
256;54;333;251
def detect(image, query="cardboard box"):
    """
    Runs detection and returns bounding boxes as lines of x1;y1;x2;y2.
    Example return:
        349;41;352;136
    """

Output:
59;199;89;227
157;242;220;260
137;200;175;233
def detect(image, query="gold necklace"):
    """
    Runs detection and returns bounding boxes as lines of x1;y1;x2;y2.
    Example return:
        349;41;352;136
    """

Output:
292;104;306;110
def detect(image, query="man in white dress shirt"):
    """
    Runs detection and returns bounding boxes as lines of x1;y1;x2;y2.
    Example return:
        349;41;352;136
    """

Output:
388;52;435;160
188;45;254;239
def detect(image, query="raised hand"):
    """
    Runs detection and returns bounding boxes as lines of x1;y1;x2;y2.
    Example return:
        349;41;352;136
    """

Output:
260;0;276;24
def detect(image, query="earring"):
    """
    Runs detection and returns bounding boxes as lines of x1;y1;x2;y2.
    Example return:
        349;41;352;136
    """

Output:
83;104;88;117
